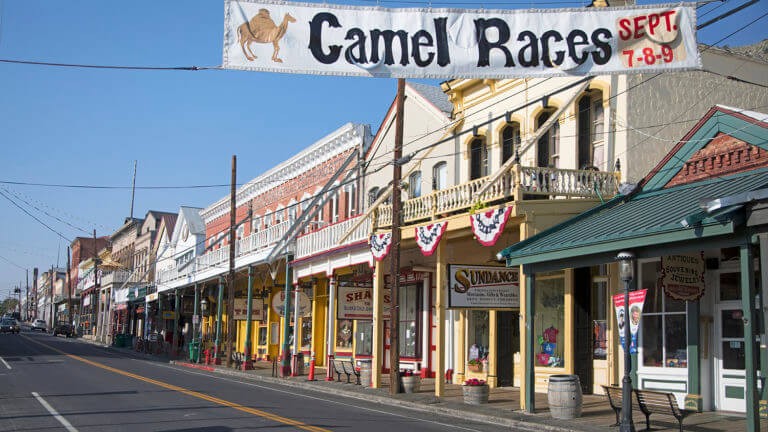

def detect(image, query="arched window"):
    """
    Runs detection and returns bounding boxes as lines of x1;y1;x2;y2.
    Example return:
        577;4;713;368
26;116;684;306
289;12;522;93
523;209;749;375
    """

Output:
368;187;379;206
409;171;422;198
501;123;520;164
469;137;488;180
577;90;605;170
536;110;560;168
432;162;447;191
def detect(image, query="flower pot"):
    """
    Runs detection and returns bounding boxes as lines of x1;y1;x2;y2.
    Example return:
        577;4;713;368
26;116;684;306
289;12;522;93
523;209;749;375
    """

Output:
401;375;421;393
462;384;490;405
467;363;483;373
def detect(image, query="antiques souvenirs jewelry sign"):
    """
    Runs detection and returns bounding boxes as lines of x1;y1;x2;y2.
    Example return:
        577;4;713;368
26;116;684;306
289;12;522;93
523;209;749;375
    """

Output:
661;253;705;301
223;0;700;79
448;264;520;308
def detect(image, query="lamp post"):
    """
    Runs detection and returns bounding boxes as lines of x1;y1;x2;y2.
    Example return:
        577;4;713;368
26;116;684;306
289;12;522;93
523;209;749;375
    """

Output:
616;251;636;432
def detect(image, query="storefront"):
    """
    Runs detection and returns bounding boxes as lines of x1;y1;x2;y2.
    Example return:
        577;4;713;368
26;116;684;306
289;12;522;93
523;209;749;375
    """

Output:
498;106;768;426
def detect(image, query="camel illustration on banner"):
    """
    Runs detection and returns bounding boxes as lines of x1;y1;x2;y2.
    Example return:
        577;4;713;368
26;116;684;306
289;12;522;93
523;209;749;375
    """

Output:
238;9;296;63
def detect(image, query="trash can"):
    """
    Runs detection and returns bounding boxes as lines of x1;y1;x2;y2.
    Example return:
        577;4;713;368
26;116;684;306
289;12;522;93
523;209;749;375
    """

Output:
189;341;201;363
358;359;372;388
548;374;583;419
114;334;124;347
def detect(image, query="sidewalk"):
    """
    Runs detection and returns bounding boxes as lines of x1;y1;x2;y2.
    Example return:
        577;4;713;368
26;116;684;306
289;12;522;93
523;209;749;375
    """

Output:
80;338;752;432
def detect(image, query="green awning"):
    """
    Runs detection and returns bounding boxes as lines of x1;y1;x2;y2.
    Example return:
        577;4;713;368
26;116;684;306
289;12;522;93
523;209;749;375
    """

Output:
498;168;768;267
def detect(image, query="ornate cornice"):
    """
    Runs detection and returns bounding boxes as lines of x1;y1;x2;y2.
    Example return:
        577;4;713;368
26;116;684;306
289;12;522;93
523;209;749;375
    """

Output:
201;123;370;222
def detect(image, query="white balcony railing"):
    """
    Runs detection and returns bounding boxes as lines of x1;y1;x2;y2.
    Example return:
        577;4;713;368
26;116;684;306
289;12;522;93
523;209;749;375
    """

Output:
156;219;293;285
296;215;369;259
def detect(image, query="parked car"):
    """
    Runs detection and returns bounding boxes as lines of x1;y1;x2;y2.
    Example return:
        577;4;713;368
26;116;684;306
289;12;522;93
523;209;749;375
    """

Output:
52;322;75;338
31;319;47;331
0;319;20;334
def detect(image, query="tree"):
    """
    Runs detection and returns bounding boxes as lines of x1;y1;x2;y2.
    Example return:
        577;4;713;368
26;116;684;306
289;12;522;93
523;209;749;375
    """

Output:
0;298;19;316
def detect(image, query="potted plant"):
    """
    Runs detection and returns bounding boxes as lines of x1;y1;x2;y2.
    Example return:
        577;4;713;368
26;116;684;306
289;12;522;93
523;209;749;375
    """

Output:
467;358;483;373
400;369;421;393
462;378;490;405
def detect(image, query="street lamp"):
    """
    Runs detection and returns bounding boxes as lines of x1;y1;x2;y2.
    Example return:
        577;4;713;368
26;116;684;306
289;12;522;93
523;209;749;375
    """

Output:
616;251;636;432
200;298;209;316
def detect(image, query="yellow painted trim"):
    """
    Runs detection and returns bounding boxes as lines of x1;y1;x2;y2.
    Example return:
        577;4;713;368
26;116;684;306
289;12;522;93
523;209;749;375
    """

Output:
372;260;385;388
488;310;498;388
564;268;575;375
454;310;466;384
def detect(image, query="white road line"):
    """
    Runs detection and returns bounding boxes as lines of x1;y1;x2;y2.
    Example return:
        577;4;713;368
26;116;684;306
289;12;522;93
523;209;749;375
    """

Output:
0;356;10;370
155;363;485;432
31;392;78;432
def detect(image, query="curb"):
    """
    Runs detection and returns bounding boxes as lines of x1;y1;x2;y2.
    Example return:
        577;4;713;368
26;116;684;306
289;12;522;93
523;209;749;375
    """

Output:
169;361;598;432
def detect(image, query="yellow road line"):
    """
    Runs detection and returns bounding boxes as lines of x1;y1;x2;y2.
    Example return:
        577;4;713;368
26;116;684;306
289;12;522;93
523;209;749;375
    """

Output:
21;335;331;432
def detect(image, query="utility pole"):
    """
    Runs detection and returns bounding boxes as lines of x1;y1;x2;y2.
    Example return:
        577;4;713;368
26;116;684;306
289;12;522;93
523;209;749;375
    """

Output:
226;155;237;368
25;270;29;321
93;229;99;338
33;268;38;321
130;160;137;219
67;246;72;325
389;78;405;395
50;264;55;331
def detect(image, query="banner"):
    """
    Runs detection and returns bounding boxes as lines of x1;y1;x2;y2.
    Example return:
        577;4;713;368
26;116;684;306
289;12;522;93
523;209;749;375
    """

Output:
613;289;646;354
337;285;391;320
661;253;705;301
470;206;513;246
223;1;700;79
233;297;266;321
415;221;447;256
370;233;393;261
448;264;519;308
271;290;311;317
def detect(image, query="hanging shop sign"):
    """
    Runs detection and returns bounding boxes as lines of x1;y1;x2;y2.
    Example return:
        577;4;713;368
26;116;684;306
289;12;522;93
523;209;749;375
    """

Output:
415;221;448;256
370;232;393;261
337;285;392;320
114;303;128;311
470;206;513;246
447;264;519;308
661;253;705;301
613;289;647;354
271;290;311;317
223;1;699;79
163;311;175;320
146;292;158;302
83;296;91;307
233;297;266;321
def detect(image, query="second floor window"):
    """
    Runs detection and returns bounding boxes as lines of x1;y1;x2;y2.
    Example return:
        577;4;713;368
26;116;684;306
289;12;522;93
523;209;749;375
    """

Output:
501;122;520;164
470;137;488;180
409;171;422;198
368;187;379;206
577;90;605;170
432;162;447;191
537;110;560;168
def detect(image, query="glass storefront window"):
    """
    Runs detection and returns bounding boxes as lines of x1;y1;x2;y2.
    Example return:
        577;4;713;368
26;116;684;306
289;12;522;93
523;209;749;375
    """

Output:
535;272;565;367
640;261;687;368
301;317;312;349
337;319;353;349
467;310;489;361
591;276;608;360
355;321;373;356
398;285;420;357
258;326;267;346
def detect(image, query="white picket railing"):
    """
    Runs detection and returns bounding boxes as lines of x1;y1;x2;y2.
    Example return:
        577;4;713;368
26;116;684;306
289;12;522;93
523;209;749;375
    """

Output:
296;215;369;259
517;166;619;197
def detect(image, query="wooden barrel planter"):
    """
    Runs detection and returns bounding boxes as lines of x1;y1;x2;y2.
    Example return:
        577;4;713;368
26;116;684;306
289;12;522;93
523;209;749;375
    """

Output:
401;375;421;393
359;362;372;388
547;375;583;419
462;385;490;405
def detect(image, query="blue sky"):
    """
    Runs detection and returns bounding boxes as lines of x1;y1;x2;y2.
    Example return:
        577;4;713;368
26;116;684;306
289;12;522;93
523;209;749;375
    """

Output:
0;0;765;298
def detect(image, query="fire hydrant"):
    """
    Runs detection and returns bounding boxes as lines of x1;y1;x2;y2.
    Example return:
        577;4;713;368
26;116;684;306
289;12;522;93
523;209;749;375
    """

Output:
204;349;212;365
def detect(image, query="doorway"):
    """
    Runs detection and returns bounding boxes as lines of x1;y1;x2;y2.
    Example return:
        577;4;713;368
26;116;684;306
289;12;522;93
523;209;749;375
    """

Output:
574;267;594;394
496;311;519;387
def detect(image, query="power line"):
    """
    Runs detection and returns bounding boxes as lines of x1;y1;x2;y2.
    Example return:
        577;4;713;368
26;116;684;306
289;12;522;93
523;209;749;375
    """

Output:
0;254;26;271
1;187;91;235
0;59;218;71
0;189;73;243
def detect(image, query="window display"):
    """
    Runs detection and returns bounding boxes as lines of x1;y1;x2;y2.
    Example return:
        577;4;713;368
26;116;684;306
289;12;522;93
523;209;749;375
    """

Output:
535;272;564;367
591;267;609;360
398;285;420;357
337;319;353;349
301;317;312;349
640;261;687;368
467;310;489;367
258;326;267;346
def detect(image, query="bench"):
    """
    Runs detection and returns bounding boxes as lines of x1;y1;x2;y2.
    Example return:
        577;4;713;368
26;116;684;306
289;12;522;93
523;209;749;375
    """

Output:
635;389;696;432
332;360;360;384
602;385;696;432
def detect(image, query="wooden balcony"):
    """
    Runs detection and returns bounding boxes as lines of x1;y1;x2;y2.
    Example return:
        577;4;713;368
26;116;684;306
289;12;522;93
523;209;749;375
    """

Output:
375;165;619;227
295;215;370;259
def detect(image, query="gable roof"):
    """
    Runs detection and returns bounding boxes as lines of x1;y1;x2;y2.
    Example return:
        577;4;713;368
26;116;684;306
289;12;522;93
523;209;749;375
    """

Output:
498;106;768;267
407;82;452;116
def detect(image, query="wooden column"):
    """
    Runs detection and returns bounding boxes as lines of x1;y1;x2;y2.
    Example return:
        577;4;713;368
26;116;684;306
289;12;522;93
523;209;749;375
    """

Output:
564;269;575;375
434;240;447;396
488;311;498;388
372;261;385;388
455;310;466;384
522;264;536;413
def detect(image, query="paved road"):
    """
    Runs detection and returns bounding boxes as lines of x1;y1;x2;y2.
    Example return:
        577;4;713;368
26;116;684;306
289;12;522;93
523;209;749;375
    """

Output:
0;329;498;432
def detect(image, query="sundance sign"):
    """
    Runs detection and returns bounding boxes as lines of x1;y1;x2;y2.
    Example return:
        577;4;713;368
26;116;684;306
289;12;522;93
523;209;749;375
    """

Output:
223;0;699;79
448;264;519;308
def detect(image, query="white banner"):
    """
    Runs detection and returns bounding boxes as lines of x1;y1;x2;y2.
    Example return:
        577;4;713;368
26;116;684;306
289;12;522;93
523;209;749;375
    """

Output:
233;297;265;321
337;285;391;320
223;1;700;79
448;264;519;308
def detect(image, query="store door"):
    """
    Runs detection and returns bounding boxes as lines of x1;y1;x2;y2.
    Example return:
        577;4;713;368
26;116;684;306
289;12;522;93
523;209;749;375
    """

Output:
715;304;750;412
496;311;519;386
574;267;593;394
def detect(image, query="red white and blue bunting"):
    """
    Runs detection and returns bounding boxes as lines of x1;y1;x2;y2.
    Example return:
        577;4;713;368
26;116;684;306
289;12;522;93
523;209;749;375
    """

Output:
415;221;448;256
470;206;513;247
370;232;393;262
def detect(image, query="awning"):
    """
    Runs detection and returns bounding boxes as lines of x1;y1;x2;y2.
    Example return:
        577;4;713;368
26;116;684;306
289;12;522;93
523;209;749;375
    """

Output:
497;169;768;270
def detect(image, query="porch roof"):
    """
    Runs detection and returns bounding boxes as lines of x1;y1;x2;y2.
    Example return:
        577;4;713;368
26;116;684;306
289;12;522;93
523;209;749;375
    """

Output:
497;168;768;267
